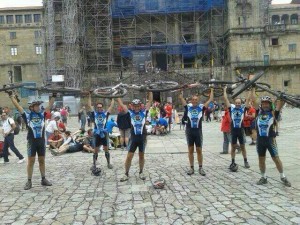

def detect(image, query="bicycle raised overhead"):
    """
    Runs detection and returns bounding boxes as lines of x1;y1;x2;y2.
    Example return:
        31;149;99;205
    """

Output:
93;80;179;98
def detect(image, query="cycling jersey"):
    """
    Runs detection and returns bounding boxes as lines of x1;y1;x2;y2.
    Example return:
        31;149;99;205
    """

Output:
22;111;45;139
256;109;279;138
129;109;147;135
229;104;246;129
92;111;110;138
184;104;205;129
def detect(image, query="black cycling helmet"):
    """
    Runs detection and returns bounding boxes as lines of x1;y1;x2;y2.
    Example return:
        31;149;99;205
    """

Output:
28;100;44;107
132;99;142;105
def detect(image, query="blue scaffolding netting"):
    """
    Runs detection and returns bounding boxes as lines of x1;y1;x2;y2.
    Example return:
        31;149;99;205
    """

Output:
112;0;225;18
120;42;209;58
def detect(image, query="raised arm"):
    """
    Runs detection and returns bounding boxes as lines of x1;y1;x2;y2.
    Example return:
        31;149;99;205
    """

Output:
245;90;252;108
45;95;55;112
87;93;93;111
107;98;115;114
178;91;187;106
9;94;24;114
117;98;128;113
145;92;153;111
251;89;259;110
204;88;214;108
275;99;285;111
223;86;231;108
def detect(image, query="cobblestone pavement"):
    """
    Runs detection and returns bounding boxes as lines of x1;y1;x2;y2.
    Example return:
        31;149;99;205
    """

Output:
0;108;300;225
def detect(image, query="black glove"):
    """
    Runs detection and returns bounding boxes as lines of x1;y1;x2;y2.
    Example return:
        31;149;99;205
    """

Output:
52;93;58;98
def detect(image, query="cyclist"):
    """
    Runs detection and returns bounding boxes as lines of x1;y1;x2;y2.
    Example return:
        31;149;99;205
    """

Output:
252;93;291;187
117;92;153;182
87;96;114;170
223;87;251;171
178;89;214;176
8;93;55;190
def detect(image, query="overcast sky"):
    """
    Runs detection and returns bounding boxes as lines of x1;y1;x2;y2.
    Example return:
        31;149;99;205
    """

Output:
0;0;293;8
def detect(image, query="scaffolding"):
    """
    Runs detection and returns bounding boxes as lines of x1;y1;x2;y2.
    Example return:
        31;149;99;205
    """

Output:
43;0;226;88
111;0;226;79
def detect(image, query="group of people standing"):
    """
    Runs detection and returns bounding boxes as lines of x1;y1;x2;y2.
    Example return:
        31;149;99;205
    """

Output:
1;83;291;190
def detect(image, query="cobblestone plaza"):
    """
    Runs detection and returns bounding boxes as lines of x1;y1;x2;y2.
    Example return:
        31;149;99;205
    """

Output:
0;108;300;225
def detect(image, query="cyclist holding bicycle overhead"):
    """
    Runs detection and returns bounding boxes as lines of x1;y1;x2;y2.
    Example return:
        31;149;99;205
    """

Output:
117;92;153;182
8;93;55;190
251;91;291;187
178;89;214;176
223;87;251;172
87;95;114;171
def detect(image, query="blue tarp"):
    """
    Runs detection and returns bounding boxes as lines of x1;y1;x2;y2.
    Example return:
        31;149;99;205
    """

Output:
112;0;225;18
120;42;209;58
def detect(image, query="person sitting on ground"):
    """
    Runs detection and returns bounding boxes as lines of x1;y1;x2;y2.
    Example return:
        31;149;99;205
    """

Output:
83;129;95;153
45;113;60;145
48;129;63;150
145;120;153;135
156;117;168;135
50;131;74;155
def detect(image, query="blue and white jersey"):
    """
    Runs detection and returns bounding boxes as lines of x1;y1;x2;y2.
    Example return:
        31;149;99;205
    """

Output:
129;109;147;135
256;109;279;137
230;104;245;129
185;104;205;129
23;111;45;139
93;111;109;137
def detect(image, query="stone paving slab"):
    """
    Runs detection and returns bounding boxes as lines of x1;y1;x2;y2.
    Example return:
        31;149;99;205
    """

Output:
1;108;300;224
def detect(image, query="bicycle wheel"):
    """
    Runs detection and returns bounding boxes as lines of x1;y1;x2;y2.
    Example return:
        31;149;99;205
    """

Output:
231;71;265;98
200;80;237;85
93;86;127;98
146;81;179;92
202;87;223;97
0;83;23;92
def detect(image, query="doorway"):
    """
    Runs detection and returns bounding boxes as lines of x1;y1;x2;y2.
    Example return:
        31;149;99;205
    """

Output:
155;53;167;71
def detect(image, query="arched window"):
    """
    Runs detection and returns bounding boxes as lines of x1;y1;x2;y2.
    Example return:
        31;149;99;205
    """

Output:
291;14;298;24
272;15;280;25
281;14;289;24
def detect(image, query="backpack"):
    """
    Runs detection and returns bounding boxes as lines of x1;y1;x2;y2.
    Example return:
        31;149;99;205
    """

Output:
8;118;20;135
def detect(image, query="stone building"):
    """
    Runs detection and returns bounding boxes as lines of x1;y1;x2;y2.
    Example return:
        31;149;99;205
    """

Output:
227;1;300;96
0;6;43;107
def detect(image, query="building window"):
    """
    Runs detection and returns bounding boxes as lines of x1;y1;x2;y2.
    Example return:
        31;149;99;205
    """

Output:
24;14;32;23
10;46;18;56
10;32;16;39
0;16;4;24
35;46;42;55
34;30;42;38
271;15;280;25
284;80;290;87
291;14;298;25
271;38;279;46
33;14;41;23
14;66;22;82
289;44;296;52
15;15;23;23
6;15;14;24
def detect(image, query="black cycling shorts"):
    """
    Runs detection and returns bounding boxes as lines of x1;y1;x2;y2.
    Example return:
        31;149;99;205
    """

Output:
94;134;108;147
27;138;45;157
257;137;278;157
231;128;245;145
244;127;252;136
127;134;147;153
185;128;203;148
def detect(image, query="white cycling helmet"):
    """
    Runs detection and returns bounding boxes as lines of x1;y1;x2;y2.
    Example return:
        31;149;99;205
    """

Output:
261;96;272;103
132;99;142;105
